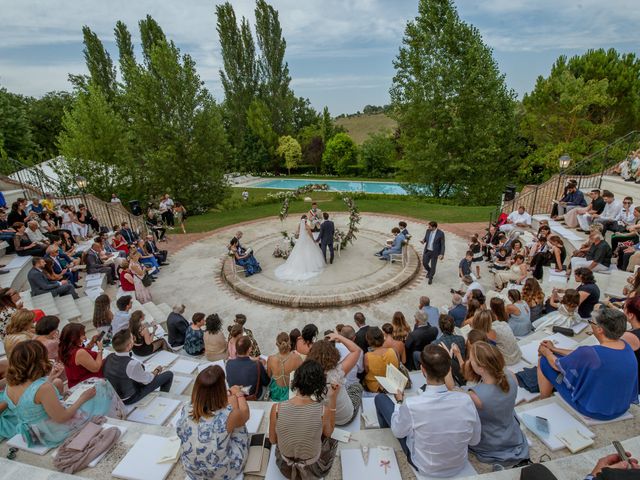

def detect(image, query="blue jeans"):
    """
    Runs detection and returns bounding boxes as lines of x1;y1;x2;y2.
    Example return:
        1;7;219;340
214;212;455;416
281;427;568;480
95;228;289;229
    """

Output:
374;394;416;468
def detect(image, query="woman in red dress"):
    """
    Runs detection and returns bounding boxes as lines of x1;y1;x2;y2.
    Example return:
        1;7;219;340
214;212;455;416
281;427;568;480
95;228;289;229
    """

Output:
58;323;104;388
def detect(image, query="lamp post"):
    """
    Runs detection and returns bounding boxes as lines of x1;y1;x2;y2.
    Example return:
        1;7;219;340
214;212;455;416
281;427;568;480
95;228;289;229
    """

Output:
75;176;88;206
559;154;571;171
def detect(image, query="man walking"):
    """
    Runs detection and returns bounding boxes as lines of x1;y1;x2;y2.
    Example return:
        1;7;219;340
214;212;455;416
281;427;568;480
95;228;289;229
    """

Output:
317;212;335;264
421;221;445;284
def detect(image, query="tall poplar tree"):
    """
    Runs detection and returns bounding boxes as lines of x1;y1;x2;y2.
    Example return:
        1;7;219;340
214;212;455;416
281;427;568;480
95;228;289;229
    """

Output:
391;0;518;204
68;27;117;102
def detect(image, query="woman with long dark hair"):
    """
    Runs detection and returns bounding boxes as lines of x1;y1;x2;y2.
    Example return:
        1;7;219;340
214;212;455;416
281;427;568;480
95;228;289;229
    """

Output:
58;324;104;388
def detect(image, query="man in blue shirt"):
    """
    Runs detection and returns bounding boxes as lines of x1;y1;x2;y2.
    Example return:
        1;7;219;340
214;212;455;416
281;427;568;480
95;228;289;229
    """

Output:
226;336;270;399
420;296;441;337
554;183;587;219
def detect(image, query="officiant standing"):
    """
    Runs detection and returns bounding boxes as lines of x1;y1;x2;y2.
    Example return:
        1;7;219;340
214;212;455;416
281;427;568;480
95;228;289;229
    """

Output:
317;212;335;264
421;221;445;285
308;202;323;241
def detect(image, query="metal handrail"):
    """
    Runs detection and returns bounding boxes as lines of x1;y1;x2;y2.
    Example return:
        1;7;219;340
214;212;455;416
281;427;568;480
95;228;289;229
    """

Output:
491;130;640;222
6;158;148;235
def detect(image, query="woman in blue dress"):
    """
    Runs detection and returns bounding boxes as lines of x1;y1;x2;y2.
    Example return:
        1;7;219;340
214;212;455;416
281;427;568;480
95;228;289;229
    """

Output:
229;237;261;277
135;239;160;275
0;340;124;447
176;365;250;480
538;307;639;421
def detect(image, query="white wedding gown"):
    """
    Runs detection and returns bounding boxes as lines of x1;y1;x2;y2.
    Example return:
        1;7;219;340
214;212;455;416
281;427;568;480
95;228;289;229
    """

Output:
275;219;326;281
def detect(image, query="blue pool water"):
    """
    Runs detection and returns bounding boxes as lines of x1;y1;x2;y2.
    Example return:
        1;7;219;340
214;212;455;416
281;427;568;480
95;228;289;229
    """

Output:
252;178;408;195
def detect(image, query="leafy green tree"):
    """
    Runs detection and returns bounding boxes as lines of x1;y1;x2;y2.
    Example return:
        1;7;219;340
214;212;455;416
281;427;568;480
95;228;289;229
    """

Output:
277;135;302;174
292;96;319;133
320;106;335;142
322;133;358;175
68;26;117;102
255;0;293;136
297;124;324;172
360;132;397;177
25;91;74;159
57;83;132;198
247;99;279;170
391;0;519;203
0;88;37;167
519;66;615;183
216;3;260;150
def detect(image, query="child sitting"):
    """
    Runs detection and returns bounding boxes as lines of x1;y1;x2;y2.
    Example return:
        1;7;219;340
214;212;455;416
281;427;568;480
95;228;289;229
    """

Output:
103;329;174;405
491;247;510;271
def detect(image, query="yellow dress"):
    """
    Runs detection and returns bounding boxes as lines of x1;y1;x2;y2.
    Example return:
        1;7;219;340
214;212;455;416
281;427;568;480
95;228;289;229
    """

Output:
364;348;399;392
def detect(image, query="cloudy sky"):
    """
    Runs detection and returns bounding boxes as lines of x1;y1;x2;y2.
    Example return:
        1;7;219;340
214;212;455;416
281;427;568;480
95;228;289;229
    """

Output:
1;0;639;115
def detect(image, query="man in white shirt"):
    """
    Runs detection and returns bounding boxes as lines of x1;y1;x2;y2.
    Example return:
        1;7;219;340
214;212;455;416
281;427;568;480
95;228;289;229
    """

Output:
596;196;634;235
159;193;175;228
500;206;532;232
112;295;133;334
26;220;49;245
458;275;485;305
374;344;481;477
110;193;121;204
578;190;622;231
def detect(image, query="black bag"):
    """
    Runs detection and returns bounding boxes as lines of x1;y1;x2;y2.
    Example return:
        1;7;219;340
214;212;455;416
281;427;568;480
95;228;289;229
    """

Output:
141;272;153;287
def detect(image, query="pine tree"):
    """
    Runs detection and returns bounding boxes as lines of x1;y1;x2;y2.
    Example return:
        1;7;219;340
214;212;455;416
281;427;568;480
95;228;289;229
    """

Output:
391;0;518;203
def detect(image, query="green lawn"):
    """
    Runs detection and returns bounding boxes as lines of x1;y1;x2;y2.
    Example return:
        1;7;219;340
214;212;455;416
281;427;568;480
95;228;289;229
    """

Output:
183;188;493;234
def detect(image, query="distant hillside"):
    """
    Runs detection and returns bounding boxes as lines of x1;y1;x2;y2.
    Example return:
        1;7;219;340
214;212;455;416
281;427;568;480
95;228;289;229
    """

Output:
334;113;397;144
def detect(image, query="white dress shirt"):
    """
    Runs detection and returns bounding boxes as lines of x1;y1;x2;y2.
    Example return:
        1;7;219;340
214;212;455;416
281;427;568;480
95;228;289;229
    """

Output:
112;311;131;335
615;206;636;225
26;228;47;243
114;351;155;386
427;229;438;251
463;280;484;304
507;211;532;226
336;342;363;386
391;384;481;477
600;200;622;220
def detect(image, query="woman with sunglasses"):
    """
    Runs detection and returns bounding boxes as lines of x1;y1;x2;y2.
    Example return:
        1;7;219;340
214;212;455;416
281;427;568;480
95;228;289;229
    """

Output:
537;307;638;421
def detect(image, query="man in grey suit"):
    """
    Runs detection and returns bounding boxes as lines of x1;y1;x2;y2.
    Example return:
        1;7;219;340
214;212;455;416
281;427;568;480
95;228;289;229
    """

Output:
421;221;445;285
86;242;116;284
28;257;78;298
317;212;335;264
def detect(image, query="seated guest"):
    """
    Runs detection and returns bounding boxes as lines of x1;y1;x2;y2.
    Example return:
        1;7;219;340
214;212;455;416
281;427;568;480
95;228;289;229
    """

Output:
92;294;114;345
13;222;47;256
570;232;612;273
0;288;22;340
443;329;489;387
145;208;167;242
573;267;601;319
77;204;100;233
462;299;482;327
34;315;61;360
85;242;116;285
475;307;522;365
578;190;622;232
7;200;27;226
295;323;318;356
204;313;228;361
364;327;399;392
60;205;88;240
448;294;467;327
3;309;36;357
353;312;370;352
268;360;339;479
229;237;261;276
58;324;104;388
419;296;441;335
552;181;586;219
374;345;481;477
233;314;261;357
184;312;205;356
176;366;250;480
618;238;640;272
0;340;122;447
45;245;79;288
26;197;44;215
564;189;605;228
226;336;270;400
144;234;168;265
129;310;171;357
522;278;545;321
119;221;138;244
459;275;484;305
267;332;303;402
493;254;528;290
127;250;152;303
463;342;529;466
622;297;640;380
611;205;640;251
399;221;409;237
406;310;438;370
307;333;363;426
505;289;532;337
437;314;465;358
500;206;532;232
333;325;364;386
112;295;133;334
538;307;639;420
534;289;581;331
391;311;411;342
227;324;243;360
103;329;174;405
377;227;406;261
382;323;406;365
112;231;130;255
25;220;49;246
597;196;635;235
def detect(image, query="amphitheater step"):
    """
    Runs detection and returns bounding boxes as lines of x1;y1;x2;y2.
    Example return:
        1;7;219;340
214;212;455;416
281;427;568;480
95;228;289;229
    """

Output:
600;175;640;201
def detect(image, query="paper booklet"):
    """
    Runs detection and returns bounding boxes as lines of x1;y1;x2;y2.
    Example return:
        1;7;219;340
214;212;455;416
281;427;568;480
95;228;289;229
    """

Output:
244;433;272;476
156;436;181;464
556;428;594;453
374;363;408;394
64;383;95;406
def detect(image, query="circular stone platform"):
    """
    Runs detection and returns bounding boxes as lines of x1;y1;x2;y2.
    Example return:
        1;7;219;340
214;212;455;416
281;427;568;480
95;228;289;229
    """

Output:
221;228;421;308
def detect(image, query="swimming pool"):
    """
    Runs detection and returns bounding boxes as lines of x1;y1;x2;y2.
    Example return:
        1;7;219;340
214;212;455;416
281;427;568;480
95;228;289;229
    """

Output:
251;178;408;195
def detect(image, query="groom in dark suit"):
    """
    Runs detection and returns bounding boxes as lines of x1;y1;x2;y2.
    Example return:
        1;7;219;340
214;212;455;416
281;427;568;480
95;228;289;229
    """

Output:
421;221;445;285
317;212;335;264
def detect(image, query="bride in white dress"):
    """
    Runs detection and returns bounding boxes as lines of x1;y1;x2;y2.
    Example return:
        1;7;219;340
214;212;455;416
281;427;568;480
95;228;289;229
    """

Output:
275;215;326;281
